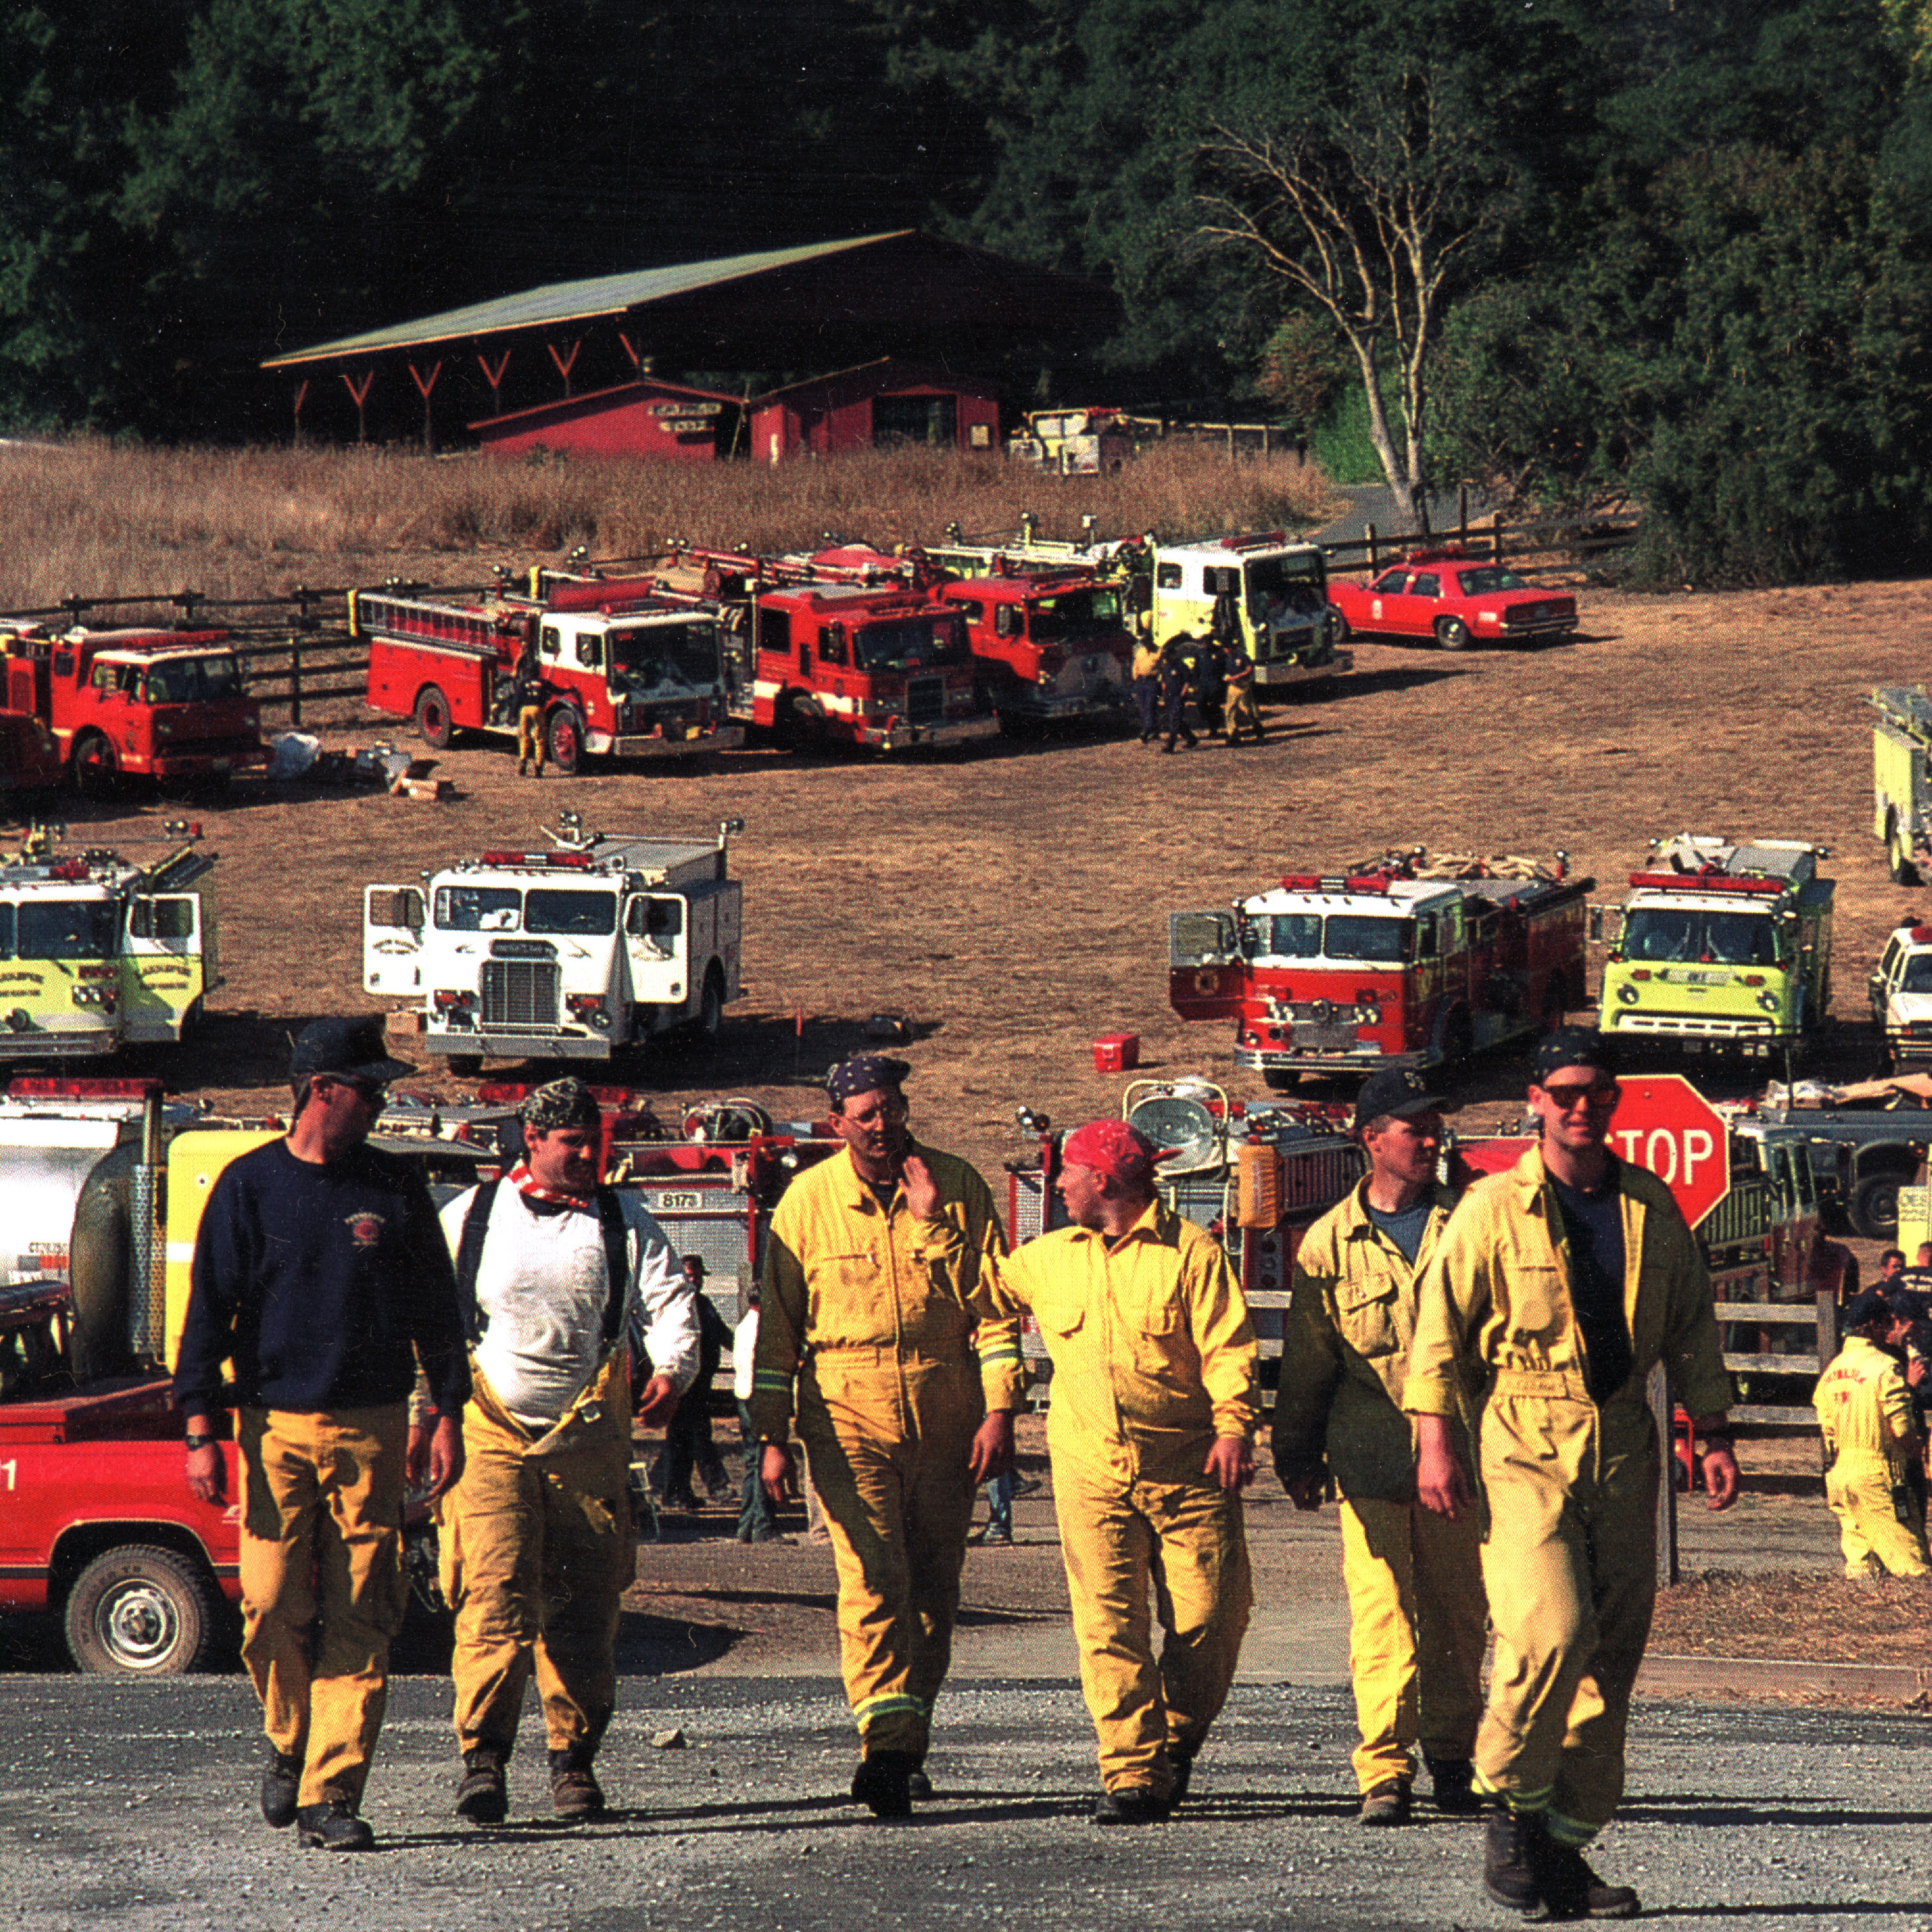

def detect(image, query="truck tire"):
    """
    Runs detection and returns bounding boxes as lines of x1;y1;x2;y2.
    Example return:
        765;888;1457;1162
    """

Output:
63;1544;222;1676
1434;616;1472;652
777;693;827;753
69;732;120;798
695;965;725;1042
1329;606;1351;647
1849;1171;1904;1242
414;684;455;750
545;707;584;774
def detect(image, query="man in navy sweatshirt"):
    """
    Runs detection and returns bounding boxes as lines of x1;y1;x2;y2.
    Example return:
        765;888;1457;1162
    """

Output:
176;1017;469;1852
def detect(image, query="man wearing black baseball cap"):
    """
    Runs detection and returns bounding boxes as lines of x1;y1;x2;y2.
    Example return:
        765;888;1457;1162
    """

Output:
1405;1027;1737;1920
176;1017;469;1851
1275;1067;1485;1828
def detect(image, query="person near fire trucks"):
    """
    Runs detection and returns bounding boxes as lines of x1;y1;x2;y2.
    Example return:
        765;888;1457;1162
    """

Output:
1156;640;1198;753
512;636;549;777
977;1118;1257;1824
750;1054;1023;1819
1406;1027;1737;1922
1811;1287;1929;1578
177;1016;469;1854
1132;626;1163;743
1273;1068;1485;1828
436;1078;699;1826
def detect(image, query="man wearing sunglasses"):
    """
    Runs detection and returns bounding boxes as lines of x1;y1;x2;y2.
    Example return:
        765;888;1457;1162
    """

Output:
1406;1028;1737;1922
177;1016;470;1852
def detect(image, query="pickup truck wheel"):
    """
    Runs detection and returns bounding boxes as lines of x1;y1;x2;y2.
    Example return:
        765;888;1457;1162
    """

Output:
545;707;584;774
414;684;455;750
70;732;120;798
1434;616;1472;652
1329;606;1351;646
1849;1171;1904;1242
64;1545;221;1675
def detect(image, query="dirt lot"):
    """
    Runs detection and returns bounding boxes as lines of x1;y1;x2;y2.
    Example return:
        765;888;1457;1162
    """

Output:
26;573;1932;1172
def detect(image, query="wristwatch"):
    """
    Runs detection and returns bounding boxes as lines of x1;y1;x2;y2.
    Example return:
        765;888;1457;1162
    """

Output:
184;1432;218;1452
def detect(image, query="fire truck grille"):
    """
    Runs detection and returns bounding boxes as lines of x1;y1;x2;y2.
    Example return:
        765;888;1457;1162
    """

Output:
905;675;946;725
481;959;560;1031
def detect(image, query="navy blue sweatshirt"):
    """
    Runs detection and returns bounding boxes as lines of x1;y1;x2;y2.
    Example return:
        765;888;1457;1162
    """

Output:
174;1138;471;1419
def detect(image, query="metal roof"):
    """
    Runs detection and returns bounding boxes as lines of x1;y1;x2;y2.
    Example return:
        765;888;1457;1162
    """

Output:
262;232;911;371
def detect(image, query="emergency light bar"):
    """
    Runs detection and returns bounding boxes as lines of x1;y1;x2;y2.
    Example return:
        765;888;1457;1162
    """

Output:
1627;871;1787;894
1218;532;1291;551
476;849;597;870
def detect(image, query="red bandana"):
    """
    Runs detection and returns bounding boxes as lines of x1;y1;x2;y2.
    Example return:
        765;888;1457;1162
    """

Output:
506;1155;595;1209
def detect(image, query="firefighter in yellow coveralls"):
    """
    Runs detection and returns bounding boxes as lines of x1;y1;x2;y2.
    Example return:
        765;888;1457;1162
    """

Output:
751;1056;1024;1818
1274;1068;1485;1828
437;1079;700;1825
985;1118;1257;1824
1812;1289;1930;1577
1408;1030;1737;1922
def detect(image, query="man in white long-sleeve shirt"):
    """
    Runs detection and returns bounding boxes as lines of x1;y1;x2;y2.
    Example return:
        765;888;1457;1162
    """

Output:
437;1078;698;1826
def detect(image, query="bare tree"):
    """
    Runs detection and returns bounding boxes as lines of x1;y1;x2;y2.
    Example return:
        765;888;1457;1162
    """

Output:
1199;68;1510;529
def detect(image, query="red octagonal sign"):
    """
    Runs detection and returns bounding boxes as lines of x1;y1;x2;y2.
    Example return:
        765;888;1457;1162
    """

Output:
1604;1074;1731;1230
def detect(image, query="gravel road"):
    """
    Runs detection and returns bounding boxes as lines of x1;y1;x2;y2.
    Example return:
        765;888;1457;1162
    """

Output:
2;1673;1925;1932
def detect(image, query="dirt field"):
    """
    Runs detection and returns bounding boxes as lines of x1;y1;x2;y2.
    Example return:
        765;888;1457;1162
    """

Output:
24;573;1932;1178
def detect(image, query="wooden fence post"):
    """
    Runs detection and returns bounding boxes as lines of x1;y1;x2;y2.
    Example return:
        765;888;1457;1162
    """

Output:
288;633;303;726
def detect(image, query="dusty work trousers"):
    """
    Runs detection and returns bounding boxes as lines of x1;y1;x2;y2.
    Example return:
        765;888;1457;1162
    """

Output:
798;1349;983;1760
238;1405;408;1810
517;705;545;773
1825;1454;1931;1577
440;1406;636;1760
1472;1394;1657;1846
1052;1453;1252;1799
1339;1495;1487;1793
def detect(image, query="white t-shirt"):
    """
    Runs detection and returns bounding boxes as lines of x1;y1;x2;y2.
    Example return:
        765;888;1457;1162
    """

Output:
440;1183;698;1428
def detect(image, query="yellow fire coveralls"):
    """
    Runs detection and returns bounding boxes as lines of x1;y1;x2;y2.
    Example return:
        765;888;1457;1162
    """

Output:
1276;1180;1486;1795
994;1199;1257;1799
1405;1147;1732;1847
1812;1333;1929;1578
439;1355;638;1758
748;1141;1024;1761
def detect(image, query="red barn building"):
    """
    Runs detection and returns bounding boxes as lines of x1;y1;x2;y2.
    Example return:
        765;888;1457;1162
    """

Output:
748;360;1000;462
470;377;741;462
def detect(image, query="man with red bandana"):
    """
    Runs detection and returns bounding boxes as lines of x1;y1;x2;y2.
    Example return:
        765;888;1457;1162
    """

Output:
986;1118;1258;1824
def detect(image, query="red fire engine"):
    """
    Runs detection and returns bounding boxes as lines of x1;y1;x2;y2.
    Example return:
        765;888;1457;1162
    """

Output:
1;626;265;793
350;574;743;774
1170;851;1594;1086
666;546;995;753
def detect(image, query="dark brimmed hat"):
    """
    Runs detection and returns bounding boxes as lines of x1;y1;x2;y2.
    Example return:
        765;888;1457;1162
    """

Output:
1532;1026;1620;1084
289;1016;413;1085
1353;1067;1450;1136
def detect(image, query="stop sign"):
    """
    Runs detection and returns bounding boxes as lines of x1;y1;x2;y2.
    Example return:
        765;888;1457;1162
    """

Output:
1605;1074;1730;1229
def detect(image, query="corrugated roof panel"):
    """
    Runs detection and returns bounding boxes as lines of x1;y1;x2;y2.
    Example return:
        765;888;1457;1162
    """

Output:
261;231;910;369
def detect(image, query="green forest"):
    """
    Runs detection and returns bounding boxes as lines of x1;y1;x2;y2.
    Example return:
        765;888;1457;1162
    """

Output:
3;0;1929;583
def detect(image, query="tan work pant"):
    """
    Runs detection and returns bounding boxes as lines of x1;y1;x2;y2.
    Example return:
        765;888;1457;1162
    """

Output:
517;705;545;773
1473;1396;1657;1846
238;1405;408;1809
1053;1453;1252;1798
1339;1494;1487;1793
798;1350;983;1760
441;1372;636;1760
1825;1454;1930;1577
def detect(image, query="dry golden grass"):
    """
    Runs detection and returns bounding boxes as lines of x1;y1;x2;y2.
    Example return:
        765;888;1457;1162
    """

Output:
0;437;1342;611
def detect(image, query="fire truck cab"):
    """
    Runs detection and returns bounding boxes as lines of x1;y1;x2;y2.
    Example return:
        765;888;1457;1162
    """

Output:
1171;852;1591;1086
936;568;1133;729
1138;532;1349;691
363;817;744;1074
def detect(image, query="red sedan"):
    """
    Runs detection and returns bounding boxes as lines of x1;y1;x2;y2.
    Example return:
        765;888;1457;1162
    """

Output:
1328;546;1577;650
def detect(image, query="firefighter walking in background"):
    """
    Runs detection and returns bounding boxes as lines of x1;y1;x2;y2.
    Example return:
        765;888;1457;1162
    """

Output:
437;1079;700;1825
1407;1029;1738;1922
986;1119;1257;1824
1157;640;1198;753
751;1056;1024;1819
512;636;548;777
1812;1289;1929;1577
1221;652;1264;746
1132;625;1163;744
1274;1070;1485;1827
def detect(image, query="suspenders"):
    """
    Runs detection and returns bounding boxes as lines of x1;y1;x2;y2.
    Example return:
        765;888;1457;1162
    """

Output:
454;1177;631;1347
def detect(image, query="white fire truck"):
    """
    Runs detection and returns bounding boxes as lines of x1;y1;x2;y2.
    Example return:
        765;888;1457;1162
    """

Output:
362;816;744;1075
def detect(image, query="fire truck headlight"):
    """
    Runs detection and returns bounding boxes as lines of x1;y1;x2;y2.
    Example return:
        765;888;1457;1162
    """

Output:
1757;990;1780;1012
5;1008;31;1031
1616;984;1639;1005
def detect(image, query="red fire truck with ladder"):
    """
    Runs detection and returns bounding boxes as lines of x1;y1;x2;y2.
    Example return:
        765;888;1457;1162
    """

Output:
1170;849;1594;1086
660;545;996;752
350;571;743;774
1;624;265;794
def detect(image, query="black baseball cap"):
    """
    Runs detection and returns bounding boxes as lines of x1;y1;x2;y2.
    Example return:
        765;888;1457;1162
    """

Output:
1353;1067;1450;1134
1844;1289;1896;1328
1532;1026;1620;1085
289;1015;414;1085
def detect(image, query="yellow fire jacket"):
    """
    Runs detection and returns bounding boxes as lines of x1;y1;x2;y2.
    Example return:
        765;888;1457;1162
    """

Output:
748;1141;1024;1440
1814;1333;1922;1477
1274;1179;1464;1502
992;1198;1259;1487
1406;1145;1732;1424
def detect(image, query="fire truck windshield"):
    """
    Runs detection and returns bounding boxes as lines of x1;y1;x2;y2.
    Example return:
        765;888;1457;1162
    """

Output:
433;885;616;935
606;623;719;695
1241;554;1325;611
853;618;965;671
1901;953;1932;993
7;896;119;960
524;890;616;935
1243;912;1407;963
1623;907;1778;965
1029;587;1124;641
138;655;245;704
